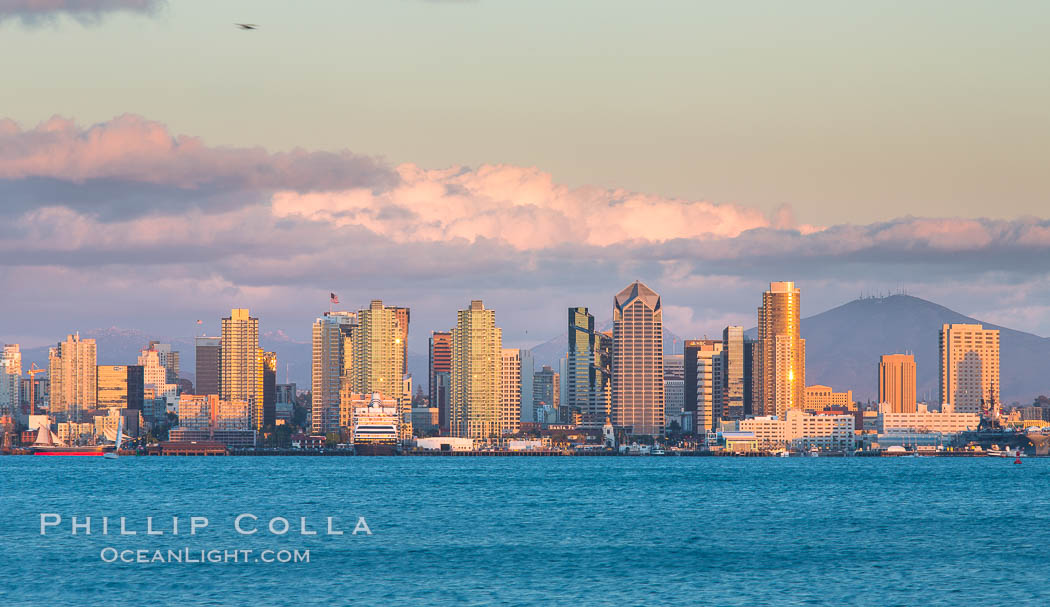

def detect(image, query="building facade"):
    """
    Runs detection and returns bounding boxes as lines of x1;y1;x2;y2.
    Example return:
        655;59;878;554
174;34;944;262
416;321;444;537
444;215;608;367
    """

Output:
96;365;144;411
721;326;745;420
428;331;452;431
939;323;1000;415
311;312;356;435
879;354;917;413
0;344;20;416
754;281;806;418
565;307;612;428
48;333;98;420
803;385;853;411
500;348;522;435
612;281;665;436
194;336;221;396
450;300;502;439
221;308;260;428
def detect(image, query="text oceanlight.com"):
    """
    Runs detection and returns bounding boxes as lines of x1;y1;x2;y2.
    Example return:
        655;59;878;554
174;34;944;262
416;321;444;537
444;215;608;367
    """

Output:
100;547;310;564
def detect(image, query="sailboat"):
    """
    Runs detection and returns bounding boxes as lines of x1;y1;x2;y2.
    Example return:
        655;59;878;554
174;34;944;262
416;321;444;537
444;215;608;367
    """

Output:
103;415;124;460
30;423;112;456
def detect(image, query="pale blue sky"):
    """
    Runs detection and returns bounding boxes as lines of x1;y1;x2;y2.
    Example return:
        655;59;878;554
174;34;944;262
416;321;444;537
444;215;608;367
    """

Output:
2;0;1047;224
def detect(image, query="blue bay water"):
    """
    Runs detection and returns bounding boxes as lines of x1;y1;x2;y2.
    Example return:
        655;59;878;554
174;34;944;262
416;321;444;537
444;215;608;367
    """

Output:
2;457;1049;605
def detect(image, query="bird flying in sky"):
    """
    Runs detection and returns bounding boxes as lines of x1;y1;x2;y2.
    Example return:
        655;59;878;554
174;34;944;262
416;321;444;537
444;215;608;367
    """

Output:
235;23;258;30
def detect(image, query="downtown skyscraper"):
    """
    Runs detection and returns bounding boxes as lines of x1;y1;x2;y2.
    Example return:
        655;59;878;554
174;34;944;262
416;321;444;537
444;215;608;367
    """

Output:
450;300;503;439
754;282;806;418
500;348;523;435
721;326;746;420
221;308;260;428
312;311;356;435
612;281;664;436
48;333;97;420
565;307;612;428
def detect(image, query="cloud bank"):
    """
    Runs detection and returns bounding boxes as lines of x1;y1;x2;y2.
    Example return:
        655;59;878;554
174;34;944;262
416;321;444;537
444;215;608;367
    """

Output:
2;114;1049;352
0;0;163;25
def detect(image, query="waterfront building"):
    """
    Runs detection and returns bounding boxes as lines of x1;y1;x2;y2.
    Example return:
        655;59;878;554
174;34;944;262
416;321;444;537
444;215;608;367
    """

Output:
450;300;503;439
565;307;612;428
803;385;853;411
879;354;917;413
500;348;522;434
48;333;98;420
721;326;746;420
194;336;221;396
221;308;260;427
0;344;21;416
878;402;980;434
664;354;684;428
96;365;144;410
754;281;806;418
612;281;665;436
428;331;452;431
939;323;1000;414
311;311;356;435
740;409;854;451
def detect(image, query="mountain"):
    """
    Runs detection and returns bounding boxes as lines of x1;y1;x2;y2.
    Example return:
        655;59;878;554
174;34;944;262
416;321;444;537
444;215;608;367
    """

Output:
746;294;1050;405
529;319;683;370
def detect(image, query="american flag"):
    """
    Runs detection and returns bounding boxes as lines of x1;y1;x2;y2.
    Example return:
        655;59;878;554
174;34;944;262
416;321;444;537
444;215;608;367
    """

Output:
330;292;339;304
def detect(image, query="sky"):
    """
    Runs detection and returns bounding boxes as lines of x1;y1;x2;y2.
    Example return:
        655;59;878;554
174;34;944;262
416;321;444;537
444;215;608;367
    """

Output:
1;0;1049;351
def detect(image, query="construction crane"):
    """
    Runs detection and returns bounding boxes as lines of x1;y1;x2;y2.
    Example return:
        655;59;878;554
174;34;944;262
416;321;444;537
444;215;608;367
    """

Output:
27;363;45;416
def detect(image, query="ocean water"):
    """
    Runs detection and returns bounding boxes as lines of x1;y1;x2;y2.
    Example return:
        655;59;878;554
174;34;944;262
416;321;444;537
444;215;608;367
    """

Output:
2;456;1048;605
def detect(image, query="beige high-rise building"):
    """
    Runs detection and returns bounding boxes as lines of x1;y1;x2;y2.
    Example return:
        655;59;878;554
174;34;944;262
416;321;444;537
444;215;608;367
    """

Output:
349;301;412;438
939;323;999;414
754;281;806;418
612;281;665;436
451;300;503;439
500;348;522;435
48;333;97;420
312;311;356;435
879;354;917;413
221;308;260;428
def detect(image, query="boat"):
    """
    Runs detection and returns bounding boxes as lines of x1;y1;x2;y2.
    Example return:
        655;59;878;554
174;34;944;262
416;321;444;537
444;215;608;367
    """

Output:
651;445;666;456
777;450;790;458
30;424;112;456
103;415;124;460
351;393;401;456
